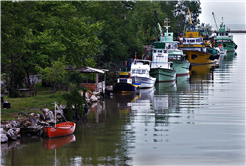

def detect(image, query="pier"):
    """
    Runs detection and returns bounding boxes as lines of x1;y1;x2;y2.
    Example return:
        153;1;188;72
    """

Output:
213;30;246;33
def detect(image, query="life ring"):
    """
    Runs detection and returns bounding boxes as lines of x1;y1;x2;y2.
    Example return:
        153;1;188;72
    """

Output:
189;33;193;37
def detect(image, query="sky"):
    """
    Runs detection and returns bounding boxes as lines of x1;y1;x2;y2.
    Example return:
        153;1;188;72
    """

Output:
198;0;246;30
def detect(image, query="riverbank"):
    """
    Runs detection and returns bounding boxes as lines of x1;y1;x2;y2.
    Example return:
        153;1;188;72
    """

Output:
1;80;110;143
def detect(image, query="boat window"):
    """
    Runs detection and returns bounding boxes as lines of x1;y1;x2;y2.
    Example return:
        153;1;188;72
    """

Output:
137;69;141;74
196;39;200;42
142;70;146;74
153;50;156;53
191;54;197;59
158;50;162;53
132;69;136;74
190;39;195;43
183;39;186;42
163;50;167;53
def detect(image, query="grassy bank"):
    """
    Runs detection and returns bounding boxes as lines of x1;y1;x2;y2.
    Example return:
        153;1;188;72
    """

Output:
1;82;67;121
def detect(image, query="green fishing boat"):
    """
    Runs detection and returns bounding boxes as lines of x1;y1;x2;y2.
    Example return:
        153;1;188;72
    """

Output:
150;15;176;82
160;18;190;76
212;12;237;52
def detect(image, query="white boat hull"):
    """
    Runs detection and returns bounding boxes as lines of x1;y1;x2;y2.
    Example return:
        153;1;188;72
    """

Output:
134;76;156;88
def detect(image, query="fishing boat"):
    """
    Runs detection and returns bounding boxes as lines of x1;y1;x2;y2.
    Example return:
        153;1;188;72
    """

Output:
150;47;176;82
156;17;190;76
43;102;76;138
212;12;237;52
130;58;156;88
178;8;219;65
113;72;141;92
179;30;220;65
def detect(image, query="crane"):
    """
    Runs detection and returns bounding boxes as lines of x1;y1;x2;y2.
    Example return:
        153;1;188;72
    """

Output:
187;7;193;25
212;12;219;32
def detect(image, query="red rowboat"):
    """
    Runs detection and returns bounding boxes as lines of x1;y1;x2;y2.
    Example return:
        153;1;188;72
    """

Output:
42;121;76;138
42;134;76;150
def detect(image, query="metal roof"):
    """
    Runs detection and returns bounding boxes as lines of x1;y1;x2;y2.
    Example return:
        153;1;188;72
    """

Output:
66;66;109;74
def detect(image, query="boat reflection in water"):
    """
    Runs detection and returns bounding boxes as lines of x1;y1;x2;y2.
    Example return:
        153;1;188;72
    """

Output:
128;87;155;111
189;64;215;81
154;81;180;126
42;134;76;150
176;75;190;91
155;82;177;94
224;51;237;61
114;91;140;115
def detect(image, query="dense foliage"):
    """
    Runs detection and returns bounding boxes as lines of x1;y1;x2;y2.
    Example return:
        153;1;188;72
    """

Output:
1;1;203;97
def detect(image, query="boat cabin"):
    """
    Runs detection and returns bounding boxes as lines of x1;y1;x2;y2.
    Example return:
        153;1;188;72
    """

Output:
117;77;133;84
130;59;151;77
151;48;172;69
180;37;203;45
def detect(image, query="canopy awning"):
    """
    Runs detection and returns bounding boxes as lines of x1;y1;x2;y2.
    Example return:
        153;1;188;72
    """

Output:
66;66;109;74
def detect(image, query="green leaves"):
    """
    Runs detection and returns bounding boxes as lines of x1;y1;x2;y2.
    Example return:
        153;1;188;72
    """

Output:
35;56;68;86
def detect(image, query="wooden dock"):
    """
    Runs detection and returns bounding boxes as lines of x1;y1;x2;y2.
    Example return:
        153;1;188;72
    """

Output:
213;30;246;33
228;30;246;33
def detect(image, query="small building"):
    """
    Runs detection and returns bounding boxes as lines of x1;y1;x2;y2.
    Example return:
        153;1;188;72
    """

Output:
66;66;109;93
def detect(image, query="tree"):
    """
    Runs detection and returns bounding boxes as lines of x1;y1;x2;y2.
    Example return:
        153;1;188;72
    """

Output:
129;2;165;43
35;56;68;93
0;1;28;97
25;1;103;67
161;0;201;36
1;1;103;97
62;83;84;121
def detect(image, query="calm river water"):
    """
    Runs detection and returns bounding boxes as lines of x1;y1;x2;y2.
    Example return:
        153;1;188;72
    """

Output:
1;34;245;166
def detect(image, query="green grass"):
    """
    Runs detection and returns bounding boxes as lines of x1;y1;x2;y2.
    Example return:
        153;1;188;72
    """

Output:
1;82;67;121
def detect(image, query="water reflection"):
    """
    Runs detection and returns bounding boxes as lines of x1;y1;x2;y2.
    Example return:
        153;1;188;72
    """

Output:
42;134;76;150
114;92;140;116
176;75;190;91
224;51;237;61
189;64;215;80
155;82;176;94
128;87;155;111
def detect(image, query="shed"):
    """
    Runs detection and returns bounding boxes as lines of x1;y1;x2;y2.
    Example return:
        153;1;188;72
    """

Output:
66;66;109;92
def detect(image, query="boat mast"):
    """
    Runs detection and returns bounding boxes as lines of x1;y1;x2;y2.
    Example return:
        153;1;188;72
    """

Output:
164;18;170;34
54;102;56;126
